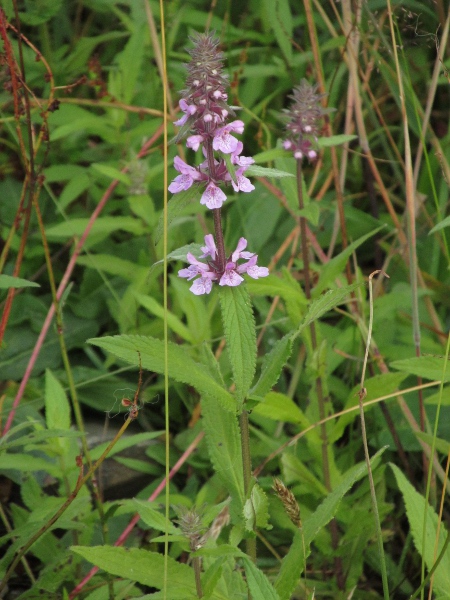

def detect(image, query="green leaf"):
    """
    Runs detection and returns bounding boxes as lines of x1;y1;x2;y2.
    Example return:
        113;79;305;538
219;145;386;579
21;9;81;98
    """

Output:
275;448;386;599
390;356;450;382
134;292;194;343
0;275;40;289
88;335;236;412
331;371;408;443
262;0;293;65
429;214;450;234
132;499;177;534
317;134;357;148
296;282;364;338
219;286;256;403
391;464;450;596
154;185;201;244
201;394;245;521
148;243;203;277
45;217;145;241
243;484;271;531
252;391;306;425
247;271;307;325
18;0;62;25
71;546;197;596
313;227;384;297
90;431;164;461
76;254;149;280
415;432;450;456
91;163;131;185
245;165;295;178
45;369;71;431
250;334;293;399
241;555;280;600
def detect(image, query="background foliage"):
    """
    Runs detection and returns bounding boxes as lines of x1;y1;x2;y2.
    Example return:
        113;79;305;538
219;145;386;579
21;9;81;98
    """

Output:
0;0;450;599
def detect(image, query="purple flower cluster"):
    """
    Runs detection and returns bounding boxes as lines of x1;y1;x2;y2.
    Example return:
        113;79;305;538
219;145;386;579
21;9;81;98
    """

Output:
171;32;268;295
168;33;255;209
168;129;254;209
282;79;326;162
179;235;269;296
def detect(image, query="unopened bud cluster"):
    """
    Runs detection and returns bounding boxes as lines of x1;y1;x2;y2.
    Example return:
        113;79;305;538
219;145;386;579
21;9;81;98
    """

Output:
282;79;326;162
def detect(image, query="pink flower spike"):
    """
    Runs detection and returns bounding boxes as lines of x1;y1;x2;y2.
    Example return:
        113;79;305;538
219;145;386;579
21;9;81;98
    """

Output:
186;135;204;151
200;182;227;209
200;234;217;259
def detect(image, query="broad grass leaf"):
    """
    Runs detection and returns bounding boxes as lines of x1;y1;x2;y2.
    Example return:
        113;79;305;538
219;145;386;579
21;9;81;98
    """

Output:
295;282;363;338
0;275;39;289
219;285;256;403
330;371;408;443
0;454;61;475
71;546;197;596
45;216;145;243
245;165;295;178
261;0;293;65
250;334;293;399
90;431;164;461
391;464;450;596
88;335;236;412
134;292;194;343
76;254;149;280
429;214;450;234
318;134;357;147
312;227;384;297
91;163;131;185
60;172;91;209
415;432;450;456
275;448;386;599
201;394;245;521
391;356;450;382
45;369;71;431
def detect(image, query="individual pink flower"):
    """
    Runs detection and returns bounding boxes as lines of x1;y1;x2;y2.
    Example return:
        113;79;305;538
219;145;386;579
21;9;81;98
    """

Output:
186;135;204;151
200;234;217;260
231;142;255;168
168;156;202;193
174;99;197;127
237;254;269;279
178;252;217;295
178;235;268;294
212;120;245;154
230;168;255;193
200;182;227;209
219;261;244;287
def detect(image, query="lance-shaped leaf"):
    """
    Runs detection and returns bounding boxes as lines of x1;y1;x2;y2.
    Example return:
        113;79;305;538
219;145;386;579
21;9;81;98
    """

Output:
219;285;257;404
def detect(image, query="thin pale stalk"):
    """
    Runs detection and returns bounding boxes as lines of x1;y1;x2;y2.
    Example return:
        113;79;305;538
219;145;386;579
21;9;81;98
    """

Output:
239;410;257;565
359;271;390;600
157;3;170;599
